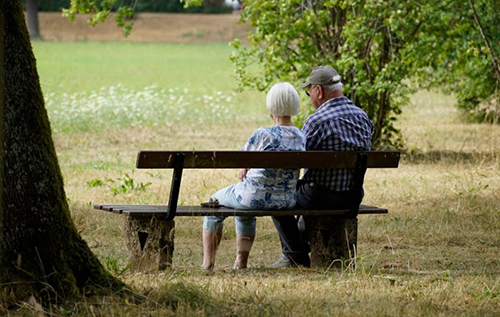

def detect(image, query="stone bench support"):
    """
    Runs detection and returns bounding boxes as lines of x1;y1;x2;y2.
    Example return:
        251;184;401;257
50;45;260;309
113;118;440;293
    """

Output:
124;216;175;271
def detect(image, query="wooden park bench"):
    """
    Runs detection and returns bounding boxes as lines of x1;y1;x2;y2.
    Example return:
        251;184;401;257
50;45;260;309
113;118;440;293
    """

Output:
94;150;400;271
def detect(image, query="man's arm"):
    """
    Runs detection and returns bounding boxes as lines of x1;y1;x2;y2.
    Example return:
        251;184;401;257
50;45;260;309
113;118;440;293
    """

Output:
302;119;323;150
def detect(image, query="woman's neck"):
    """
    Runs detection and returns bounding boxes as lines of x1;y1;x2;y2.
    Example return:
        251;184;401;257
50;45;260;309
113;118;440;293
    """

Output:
272;115;294;127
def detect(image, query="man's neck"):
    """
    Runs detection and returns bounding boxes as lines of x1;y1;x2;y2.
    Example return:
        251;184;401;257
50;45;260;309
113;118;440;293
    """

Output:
325;91;343;100
316;92;344;110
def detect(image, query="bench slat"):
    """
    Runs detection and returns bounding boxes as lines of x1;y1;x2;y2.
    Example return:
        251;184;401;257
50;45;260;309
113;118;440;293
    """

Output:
94;204;388;217
136;151;400;169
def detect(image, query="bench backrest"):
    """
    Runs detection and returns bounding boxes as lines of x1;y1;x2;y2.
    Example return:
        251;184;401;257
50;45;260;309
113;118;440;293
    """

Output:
136;151;400;169
135;150;400;220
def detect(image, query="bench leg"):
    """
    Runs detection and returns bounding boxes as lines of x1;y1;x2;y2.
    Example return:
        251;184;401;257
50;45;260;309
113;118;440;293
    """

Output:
307;216;357;269
124;216;175;271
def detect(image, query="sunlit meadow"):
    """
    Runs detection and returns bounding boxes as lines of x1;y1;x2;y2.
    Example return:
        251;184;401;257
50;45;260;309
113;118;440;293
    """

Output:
21;41;500;316
46;84;236;132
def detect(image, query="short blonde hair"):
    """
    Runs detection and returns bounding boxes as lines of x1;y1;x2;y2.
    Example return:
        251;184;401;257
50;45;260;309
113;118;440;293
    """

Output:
266;82;300;116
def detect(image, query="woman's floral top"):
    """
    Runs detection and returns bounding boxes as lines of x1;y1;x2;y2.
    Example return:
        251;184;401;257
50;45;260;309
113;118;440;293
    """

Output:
233;125;306;209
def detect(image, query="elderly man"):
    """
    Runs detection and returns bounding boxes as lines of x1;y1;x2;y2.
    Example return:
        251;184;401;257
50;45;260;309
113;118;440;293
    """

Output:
268;66;373;268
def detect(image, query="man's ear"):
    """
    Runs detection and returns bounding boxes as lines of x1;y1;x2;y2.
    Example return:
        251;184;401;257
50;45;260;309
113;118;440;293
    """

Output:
317;85;324;100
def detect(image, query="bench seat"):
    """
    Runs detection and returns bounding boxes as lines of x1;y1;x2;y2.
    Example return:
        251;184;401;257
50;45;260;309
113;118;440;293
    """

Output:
94;204;388;217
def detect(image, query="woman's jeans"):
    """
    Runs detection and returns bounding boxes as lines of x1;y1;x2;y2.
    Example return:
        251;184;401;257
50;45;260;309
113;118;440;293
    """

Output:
203;185;256;236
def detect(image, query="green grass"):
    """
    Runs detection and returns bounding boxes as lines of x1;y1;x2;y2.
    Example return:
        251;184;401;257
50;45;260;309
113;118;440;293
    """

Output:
33;42;267;133
25;42;500;316
34;42;241;93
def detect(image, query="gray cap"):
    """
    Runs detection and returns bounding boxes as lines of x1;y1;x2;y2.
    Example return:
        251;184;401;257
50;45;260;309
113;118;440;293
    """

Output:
298;66;341;89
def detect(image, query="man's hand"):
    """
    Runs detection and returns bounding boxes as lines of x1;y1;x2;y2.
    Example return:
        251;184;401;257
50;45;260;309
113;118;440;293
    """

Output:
239;168;250;181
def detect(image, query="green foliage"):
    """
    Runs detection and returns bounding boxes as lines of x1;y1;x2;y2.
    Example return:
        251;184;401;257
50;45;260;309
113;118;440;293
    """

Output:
102;257;131;276
469;288;500;300
231;0;500;147
86;173;152;195
86;178;104;187
231;0;429;148
417;0;500;123
63;0;135;36
62;0;232;36
109;173;152;195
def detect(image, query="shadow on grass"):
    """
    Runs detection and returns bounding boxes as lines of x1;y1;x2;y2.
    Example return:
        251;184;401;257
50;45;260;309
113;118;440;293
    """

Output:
403;150;498;165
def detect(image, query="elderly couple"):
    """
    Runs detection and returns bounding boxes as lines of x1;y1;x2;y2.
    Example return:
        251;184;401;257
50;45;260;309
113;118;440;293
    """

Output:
201;66;373;271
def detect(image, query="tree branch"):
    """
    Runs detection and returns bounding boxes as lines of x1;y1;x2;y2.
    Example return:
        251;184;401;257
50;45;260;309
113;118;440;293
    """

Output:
468;0;500;82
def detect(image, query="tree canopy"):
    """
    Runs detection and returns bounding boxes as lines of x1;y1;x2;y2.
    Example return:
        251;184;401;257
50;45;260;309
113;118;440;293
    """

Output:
230;0;499;146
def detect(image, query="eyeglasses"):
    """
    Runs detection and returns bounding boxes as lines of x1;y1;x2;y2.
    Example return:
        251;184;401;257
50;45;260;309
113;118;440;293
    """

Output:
305;85;318;97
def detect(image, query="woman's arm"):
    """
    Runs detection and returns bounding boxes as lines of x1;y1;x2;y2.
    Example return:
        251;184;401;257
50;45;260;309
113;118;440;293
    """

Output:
238;129;265;182
239;168;250;181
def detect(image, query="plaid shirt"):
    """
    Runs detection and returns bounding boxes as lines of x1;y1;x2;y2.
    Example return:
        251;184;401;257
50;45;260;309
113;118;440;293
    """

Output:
302;96;373;192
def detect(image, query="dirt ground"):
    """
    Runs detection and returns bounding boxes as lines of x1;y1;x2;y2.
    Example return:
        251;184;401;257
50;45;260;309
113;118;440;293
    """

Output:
38;12;250;43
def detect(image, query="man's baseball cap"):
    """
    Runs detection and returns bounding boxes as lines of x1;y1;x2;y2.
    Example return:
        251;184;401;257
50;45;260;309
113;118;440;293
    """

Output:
298;66;341;89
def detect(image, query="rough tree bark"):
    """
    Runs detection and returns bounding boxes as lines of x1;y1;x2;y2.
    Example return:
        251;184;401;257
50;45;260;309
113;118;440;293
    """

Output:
0;0;125;306
26;0;41;40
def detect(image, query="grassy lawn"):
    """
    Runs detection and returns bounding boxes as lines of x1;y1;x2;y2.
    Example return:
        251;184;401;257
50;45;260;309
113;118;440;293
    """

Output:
35;42;241;93
28;42;500;316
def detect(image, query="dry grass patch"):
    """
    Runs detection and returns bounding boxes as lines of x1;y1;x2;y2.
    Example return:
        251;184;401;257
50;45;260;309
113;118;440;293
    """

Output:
38;12;249;44
51;90;500;315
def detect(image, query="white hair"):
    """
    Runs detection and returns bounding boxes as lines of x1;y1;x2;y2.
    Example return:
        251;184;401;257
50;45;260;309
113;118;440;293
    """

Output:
322;82;344;93
266;82;300;116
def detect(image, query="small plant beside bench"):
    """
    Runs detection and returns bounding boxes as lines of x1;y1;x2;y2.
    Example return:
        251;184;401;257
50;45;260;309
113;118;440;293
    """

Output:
94;150;400;271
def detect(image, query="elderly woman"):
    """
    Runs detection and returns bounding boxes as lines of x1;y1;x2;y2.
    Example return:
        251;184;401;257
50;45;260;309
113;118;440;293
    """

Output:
202;82;306;271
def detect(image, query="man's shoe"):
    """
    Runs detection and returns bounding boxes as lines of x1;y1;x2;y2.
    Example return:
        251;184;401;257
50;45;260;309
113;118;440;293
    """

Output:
266;256;293;268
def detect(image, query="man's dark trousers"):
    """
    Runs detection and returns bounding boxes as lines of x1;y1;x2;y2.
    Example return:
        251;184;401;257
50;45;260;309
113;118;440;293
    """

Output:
271;180;354;267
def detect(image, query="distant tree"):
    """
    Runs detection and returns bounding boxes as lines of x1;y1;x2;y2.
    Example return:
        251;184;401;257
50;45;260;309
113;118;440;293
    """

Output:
469;0;500;83
25;0;41;40
0;0;126;306
437;0;499;123
231;0;427;147
230;0;500;146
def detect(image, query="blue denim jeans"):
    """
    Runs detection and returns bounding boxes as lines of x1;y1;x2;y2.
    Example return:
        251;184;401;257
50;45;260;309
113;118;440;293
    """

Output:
203;185;257;236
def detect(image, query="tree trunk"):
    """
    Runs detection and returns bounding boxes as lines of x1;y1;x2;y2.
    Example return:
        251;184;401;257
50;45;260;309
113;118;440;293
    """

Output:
0;0;124;306
25;0;41;40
